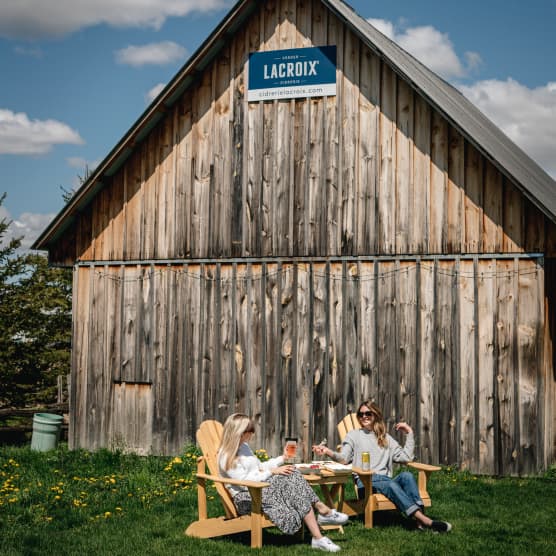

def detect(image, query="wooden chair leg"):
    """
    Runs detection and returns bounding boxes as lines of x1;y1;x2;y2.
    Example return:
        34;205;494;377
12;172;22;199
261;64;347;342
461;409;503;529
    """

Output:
248;487;264;548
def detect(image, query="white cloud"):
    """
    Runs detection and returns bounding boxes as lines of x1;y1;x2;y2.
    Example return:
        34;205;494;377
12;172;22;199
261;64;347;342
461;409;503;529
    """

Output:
0;0;230;39
146;83;166;104
366;17;555;180
14;45;43;58
367;18;481;80
66;156;100;171
460;79;556;180
116;41;186;67
0;206;55;250
0;109;84;155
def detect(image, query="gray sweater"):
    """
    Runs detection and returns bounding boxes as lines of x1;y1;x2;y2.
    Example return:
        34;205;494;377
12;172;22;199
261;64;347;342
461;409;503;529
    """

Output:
332;428;415;477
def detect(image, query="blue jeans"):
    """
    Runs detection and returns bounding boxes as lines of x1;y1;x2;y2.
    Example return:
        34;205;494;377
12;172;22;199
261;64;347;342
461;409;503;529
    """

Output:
355;471;424;517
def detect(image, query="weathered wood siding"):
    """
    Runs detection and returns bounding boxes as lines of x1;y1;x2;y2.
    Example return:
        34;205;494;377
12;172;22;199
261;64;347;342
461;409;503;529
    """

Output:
48;0;556;266
55;0;555;474
71;256;549;474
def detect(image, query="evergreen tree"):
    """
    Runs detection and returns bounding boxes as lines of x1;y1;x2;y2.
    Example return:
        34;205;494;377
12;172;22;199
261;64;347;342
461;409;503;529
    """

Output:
0;194;72;406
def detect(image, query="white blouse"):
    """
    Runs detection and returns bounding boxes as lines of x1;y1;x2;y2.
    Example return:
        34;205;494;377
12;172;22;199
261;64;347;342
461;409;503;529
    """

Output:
218;442;284;497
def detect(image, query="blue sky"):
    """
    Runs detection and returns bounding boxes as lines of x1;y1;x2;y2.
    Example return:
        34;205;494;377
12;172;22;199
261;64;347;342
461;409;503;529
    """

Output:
1;0;555;249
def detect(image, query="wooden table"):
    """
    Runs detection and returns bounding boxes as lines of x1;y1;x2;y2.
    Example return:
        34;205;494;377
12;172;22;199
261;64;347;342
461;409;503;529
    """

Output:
303;468;351;533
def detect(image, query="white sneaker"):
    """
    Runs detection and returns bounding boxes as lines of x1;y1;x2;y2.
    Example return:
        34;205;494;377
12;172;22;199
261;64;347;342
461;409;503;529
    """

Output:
311;536;341;552
317;509;349;526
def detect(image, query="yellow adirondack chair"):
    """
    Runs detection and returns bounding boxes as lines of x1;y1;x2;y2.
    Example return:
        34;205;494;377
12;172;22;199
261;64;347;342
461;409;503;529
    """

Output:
336;413;441;528
185;420;274;548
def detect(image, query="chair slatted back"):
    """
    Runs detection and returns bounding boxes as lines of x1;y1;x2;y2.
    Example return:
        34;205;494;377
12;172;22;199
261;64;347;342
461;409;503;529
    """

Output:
337;413;361;442
196;420;238;519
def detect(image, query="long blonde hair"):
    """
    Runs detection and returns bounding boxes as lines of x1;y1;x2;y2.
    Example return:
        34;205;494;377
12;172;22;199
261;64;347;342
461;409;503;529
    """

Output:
219;413;255;471
358;401;387;448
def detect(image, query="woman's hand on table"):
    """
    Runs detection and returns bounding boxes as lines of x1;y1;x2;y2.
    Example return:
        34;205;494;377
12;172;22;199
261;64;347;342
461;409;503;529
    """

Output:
271;465;295;475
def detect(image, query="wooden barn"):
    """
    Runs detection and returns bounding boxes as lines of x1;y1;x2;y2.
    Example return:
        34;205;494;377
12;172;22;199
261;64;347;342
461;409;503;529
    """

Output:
34;0;556;476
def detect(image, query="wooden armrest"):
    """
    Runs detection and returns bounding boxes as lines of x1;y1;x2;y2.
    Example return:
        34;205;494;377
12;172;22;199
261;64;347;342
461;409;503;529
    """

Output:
407;462;441;472
351;467;375;475
196;472;269;489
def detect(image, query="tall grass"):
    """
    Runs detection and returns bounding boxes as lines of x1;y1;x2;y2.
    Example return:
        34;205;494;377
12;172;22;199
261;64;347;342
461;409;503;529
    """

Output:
1;445;555;555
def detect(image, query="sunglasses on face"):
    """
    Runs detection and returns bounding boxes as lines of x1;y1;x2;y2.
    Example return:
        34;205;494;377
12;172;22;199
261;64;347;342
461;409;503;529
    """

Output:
244;426;255;433
357;411;373;418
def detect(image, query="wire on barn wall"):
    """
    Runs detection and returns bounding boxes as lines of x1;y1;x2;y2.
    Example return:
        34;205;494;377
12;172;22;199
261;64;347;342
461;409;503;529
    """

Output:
86;256;542;284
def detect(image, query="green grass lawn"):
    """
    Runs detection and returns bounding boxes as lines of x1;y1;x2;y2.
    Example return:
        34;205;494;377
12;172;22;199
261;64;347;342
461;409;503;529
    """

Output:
1;444;555;556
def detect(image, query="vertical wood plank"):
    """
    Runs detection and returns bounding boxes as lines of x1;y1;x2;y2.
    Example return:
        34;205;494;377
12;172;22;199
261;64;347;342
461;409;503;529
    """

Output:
459;259;478;471
430;112;448;253
378;63;396;254
87;265;103;450
477;259;496;474
275;98;292;254
418;261;436;463
326;13;342;255
235;264;249;414
263;262;280;456
496;259;518;475
447;127;464;253
156;114;175;258
218;265;234;421
397;262;418;430
328;262;344;425
395;80;413;254
483;161;503;253
192;72;214;257
517;258;542;474
141;138;156;260
358;260;377;402
295;263;312;457
123;157;142;260
246;100;263;256
175;95;193;258
357;50;379;254
524;200;545;253
311;262;329;448
230;28;246;256
412;96;431;253
280;264;295;434
502;179;524;253
212;47;233;256
293;97;309;255
344;261;360;412
436;260;457;464
376;261;397;426
151;266;168;453
464;143;483;253
308;98;325;255
340;28;359;254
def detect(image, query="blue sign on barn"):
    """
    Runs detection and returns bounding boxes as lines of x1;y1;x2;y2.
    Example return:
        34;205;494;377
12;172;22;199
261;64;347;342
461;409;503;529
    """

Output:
248;45;336;101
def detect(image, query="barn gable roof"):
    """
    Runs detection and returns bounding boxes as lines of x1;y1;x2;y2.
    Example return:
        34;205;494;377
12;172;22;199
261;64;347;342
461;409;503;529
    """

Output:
32;0;556;251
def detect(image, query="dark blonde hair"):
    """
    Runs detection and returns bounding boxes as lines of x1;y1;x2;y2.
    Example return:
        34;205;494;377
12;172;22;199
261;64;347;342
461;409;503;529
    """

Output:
219;413;255;471
357;401;387;448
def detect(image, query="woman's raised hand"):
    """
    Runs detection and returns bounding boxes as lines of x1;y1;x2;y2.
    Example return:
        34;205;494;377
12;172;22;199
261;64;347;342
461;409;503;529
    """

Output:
394;422;413;434
312;444;329;457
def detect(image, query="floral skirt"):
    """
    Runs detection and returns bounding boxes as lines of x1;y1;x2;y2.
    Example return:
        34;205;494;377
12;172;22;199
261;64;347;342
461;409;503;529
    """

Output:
232;470;319;535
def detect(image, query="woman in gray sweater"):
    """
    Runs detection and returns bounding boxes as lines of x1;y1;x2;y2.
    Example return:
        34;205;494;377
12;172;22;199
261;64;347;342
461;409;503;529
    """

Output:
313;401;451;533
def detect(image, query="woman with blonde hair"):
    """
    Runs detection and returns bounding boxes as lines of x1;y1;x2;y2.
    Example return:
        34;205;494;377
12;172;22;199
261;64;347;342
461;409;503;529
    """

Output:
218;413;348;552
313;401;451;533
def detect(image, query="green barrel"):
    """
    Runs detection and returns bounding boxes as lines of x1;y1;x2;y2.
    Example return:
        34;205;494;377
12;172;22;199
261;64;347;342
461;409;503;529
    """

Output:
31;413;64;451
